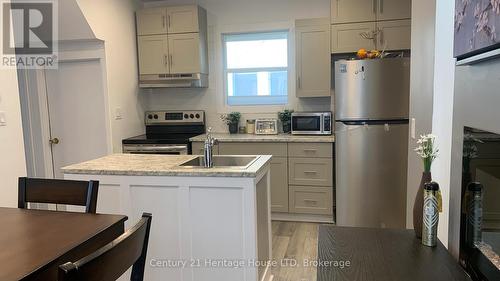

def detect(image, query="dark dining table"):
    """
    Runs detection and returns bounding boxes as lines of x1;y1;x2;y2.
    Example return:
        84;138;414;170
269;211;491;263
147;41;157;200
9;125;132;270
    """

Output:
0;207;127;281
317;225;472;281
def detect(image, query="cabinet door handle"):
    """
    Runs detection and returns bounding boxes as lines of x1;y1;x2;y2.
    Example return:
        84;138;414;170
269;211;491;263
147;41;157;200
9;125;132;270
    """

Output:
304;171;318;175
304;199;318;206
379;0;384;13
162;15;166;28
379;29;384;48
169;54;173;67
303;149;317;152
298;77;301;89
373;0;377;14
168;15;171;28
164;55;168;66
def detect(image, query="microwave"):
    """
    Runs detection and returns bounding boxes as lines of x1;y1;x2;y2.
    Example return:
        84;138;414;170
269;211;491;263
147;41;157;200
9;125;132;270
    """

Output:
291;112;332;135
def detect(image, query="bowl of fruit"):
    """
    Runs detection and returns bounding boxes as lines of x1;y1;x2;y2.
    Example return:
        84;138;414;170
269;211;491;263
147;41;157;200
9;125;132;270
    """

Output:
356;49;382;60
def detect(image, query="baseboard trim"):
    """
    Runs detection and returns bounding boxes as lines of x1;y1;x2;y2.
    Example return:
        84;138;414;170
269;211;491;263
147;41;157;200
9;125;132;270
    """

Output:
271;212;335;223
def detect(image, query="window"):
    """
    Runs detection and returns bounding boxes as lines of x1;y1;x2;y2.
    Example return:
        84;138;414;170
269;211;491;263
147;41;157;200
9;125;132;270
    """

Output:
223;31;289;106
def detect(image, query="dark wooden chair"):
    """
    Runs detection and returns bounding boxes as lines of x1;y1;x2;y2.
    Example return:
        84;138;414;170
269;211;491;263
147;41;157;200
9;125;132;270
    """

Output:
18;177;99;213
58;213;153;281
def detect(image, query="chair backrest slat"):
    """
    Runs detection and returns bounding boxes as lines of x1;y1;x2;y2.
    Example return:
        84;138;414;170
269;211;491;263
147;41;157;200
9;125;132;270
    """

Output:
58;213;153;281
18;177;99;213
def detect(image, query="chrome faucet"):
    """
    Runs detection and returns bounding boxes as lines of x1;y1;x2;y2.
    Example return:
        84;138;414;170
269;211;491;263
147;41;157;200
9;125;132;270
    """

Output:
204;127;217;168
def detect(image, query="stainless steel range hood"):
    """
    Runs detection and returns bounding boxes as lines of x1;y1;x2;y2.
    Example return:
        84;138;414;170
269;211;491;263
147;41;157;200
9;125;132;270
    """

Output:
139;73;208;88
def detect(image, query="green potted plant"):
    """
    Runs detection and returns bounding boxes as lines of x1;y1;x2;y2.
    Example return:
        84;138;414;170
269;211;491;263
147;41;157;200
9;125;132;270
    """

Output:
220;112;241;134
278;109;294;133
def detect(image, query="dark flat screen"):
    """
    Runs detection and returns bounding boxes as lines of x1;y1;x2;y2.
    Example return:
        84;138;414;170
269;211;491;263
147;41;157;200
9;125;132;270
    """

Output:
460;127;500;280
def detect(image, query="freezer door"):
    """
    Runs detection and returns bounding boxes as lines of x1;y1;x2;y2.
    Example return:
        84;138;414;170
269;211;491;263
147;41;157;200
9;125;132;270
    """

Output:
335;58;410;121
335;121;408;228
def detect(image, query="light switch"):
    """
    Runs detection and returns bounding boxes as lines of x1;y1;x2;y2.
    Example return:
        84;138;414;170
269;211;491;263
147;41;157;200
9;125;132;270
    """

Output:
114;107;123;120
411;118;416;139
0;111;6;126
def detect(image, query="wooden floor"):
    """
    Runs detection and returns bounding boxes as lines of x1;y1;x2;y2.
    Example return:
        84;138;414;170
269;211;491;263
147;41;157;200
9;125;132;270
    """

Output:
271;221;320;281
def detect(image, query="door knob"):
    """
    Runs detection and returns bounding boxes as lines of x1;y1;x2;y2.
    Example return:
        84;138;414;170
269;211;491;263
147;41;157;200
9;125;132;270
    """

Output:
49;137;60;144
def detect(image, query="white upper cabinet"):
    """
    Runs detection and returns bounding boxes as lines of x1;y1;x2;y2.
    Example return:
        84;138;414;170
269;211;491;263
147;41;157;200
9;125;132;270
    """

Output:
331;22;376;53
377;0;412;21
331;0;376;24
168;33;201;74
136;5;208;77
330;0;411;53
331;0;411;23
136;8;167;36
166;5;201;34
137;35;169;74
136;5;206;35
296;19;332;97
377;19;411;50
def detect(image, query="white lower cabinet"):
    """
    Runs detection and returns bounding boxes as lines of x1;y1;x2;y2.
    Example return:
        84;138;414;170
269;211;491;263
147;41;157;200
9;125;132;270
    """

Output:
66;171;272;281
215;141;334;219
289;186;333;215
270;157;289;213
288;157;333;187
192;141;218;155
217;142;289;213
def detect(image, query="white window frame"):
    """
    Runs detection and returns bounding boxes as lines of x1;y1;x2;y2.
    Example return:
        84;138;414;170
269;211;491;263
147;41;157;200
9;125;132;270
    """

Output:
222;30;290;107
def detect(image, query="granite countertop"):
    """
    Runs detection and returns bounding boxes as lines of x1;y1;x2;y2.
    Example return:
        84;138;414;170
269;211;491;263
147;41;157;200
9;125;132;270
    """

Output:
190;133;335;143
62;154;272;178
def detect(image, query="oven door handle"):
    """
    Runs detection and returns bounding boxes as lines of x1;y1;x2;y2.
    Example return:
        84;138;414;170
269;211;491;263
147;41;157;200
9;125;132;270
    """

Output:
140;145;187;151
124;145;188;153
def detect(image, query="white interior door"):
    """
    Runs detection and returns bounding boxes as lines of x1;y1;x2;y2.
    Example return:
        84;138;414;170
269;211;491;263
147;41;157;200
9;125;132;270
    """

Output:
44;59;109;178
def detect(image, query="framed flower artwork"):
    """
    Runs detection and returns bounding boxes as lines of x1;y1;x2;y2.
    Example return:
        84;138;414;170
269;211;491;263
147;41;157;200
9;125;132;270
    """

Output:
455;0;500;60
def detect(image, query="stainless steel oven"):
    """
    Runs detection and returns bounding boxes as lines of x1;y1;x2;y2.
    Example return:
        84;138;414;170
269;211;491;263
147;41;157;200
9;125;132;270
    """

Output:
122;144;189;155
291;112;332;135
122;110;205;155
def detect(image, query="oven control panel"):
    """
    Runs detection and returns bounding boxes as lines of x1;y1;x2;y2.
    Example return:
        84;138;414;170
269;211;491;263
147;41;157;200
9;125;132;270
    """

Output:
145;110;205;125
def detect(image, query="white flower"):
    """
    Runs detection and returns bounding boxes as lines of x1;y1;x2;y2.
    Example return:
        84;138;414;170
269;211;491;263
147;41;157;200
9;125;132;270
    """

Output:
415;134;439;161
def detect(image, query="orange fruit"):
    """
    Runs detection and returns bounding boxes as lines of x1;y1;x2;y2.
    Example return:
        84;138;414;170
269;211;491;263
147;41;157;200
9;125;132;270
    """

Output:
357;48;368;59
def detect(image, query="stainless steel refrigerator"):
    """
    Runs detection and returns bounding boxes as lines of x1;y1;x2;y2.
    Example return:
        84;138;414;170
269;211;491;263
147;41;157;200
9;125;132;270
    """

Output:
334;57;410;228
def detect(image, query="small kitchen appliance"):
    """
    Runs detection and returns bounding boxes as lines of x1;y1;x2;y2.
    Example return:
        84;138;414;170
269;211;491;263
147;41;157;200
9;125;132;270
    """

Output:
122;110;205;154
255;119;278;135
291;112;332;135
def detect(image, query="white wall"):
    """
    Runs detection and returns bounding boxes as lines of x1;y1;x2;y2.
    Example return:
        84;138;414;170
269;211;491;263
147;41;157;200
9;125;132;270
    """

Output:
431;0;455;247
406;0;437;228
142;0;332;132
58;0;95;41
0;69;27;207
76;0;145;152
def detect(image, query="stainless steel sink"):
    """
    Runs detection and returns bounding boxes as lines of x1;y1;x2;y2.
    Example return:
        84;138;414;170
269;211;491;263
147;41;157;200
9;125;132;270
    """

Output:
178;156;259;169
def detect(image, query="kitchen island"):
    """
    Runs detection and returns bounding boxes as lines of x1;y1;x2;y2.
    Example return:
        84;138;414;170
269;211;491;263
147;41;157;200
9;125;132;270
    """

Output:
62;154;273;281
